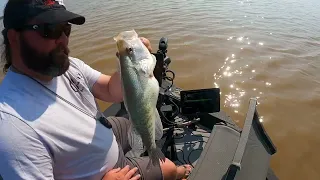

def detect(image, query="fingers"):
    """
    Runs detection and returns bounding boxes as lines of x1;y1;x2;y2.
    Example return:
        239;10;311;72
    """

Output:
108;167;121;173
119;165;130;174
125;167;139;179
129;174;141;180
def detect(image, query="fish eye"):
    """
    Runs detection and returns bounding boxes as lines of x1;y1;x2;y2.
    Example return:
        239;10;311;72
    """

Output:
126;47;133;54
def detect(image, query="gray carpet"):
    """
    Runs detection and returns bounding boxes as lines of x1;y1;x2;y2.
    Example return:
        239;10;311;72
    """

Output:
173;125;211;167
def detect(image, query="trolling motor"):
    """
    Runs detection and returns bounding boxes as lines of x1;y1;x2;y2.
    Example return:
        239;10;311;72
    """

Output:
153;37;221;161
153;37;172;89
152;38;178;160
158;37;171;67
152;37;177;123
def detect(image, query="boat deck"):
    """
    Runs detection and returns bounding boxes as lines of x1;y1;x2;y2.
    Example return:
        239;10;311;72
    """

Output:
171;124;211;168
121;115;210;164
103;102;212;168
103;102;278;180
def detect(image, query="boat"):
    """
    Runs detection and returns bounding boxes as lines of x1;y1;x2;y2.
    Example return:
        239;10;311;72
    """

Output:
102;37;279;180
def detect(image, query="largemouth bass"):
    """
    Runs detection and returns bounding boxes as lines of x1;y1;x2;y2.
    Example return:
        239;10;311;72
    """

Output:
114;29;166;169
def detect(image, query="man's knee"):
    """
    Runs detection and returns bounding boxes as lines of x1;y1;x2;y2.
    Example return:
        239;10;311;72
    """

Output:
160;158;177;180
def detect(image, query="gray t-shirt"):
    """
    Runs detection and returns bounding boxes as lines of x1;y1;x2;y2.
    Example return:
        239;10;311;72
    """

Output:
0;57;119;180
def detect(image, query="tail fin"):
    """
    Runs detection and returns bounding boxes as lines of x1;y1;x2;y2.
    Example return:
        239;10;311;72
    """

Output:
146;148;166;171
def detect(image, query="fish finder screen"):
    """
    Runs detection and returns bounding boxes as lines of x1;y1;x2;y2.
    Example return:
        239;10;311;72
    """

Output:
180;88;220;115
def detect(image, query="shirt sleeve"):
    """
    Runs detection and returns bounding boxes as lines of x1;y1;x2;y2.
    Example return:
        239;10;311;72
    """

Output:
69;57;102;92
0;113;54;180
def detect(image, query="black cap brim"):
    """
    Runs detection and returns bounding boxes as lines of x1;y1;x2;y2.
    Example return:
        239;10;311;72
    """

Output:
33;9;85;25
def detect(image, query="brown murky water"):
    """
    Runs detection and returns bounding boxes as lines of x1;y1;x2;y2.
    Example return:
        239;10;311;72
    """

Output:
1;0;320;179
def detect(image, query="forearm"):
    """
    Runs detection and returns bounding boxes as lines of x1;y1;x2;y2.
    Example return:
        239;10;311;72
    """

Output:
92;71;123;103
108;71;123;102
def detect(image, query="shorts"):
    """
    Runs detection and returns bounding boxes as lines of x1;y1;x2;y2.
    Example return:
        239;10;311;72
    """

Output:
107;116;163;180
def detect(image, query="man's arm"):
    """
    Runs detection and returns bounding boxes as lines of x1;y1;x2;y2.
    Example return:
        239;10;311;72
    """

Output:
92;71;123;103
0;114;54;180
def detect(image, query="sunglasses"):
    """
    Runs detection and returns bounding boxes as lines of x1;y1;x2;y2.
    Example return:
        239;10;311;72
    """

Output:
16;23;72;39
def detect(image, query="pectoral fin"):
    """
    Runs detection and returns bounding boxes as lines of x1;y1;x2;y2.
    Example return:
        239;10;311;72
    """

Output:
138;54;157;78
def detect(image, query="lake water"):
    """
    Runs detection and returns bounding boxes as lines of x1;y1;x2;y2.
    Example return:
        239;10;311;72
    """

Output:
1;0;320;179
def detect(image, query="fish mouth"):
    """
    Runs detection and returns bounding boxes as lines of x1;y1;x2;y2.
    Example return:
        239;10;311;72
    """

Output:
114;29;139;55
116;47;133;58
115;39;129;55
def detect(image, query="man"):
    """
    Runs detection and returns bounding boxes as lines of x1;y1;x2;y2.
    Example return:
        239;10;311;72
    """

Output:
0;0;192;180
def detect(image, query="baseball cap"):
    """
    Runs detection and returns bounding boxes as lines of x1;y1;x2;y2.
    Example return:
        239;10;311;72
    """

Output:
3;0;85;29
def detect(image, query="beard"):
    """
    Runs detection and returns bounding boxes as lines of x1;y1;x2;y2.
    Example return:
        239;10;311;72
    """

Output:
19;35;70;77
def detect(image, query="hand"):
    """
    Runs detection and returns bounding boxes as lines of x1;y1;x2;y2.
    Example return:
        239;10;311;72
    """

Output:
140;37;152;53
102;165;141;180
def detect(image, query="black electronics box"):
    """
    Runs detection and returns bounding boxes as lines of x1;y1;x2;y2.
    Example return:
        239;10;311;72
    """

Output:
180;88;220;115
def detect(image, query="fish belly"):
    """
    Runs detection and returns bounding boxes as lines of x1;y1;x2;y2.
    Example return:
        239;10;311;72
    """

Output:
121;63;160;153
